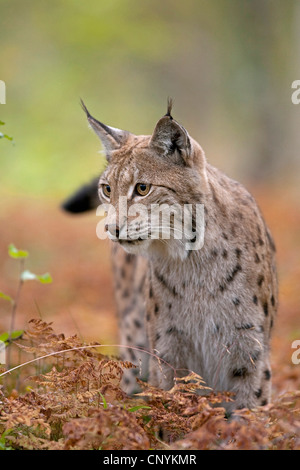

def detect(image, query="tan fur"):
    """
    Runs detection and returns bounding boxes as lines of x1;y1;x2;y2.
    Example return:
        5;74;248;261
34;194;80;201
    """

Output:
81;101;278;412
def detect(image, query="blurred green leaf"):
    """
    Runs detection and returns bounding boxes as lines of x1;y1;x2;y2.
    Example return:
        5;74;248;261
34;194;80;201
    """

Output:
10;330;24;340
0;133;13;141
21;270;52;284
0;429;14;450
128;405;151;412
8;244;29;259
36;272;53;284
99;392;108;409
0;333;9;343
0;292;13;303
0;121;5;125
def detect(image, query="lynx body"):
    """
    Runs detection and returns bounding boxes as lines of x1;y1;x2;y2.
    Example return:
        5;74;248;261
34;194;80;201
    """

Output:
63;101;277;412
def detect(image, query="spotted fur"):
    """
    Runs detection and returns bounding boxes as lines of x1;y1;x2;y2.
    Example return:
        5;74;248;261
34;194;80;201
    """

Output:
63;101;278;412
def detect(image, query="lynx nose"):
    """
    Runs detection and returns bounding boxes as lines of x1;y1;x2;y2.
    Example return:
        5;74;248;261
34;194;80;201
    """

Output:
105;223;120;239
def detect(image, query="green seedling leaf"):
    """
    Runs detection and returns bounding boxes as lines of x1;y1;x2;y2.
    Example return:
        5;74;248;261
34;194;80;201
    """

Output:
0;291;13;303
128;405;151;412
99;392;108;409
0;332;9;343
8;244;29;259
36;272;52;284
21;270;52;284
10;330;24;340
0;133;13;141
0;121;5;125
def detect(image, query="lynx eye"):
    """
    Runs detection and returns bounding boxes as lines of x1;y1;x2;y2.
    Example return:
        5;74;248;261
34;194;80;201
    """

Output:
102;184;111;198
136;183;151;196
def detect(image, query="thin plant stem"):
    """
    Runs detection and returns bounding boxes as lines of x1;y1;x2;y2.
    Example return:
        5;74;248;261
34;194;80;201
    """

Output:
7;258;25;370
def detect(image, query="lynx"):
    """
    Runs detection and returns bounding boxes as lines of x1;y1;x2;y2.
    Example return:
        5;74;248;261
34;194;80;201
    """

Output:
63;100;277;412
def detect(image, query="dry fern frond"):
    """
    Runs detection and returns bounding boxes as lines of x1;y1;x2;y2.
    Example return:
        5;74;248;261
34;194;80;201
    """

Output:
1;319;300;450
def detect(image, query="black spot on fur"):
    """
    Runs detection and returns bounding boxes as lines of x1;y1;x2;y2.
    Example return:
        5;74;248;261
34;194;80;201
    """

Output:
271;295;275;307
232;367;248;378
261;399;268;406
264;369;271;381
125;253;133;263
236;323;254;330
255;388;262;399
263;301;269;316
257;275;264;287
258;238;264;246
154;304;159;315
236;404;247;410
134;319;142;329
149;285;153;298
155;333;161;342
154;269;181;298
254;253;261;263
166;327;176;335
222;232;228;240
226;264;242;283
233;298;240;306
222;249;228;259
212;249;218;257
235;248;242;259
123;289;130;298
121;267;126;279
253;294;258;305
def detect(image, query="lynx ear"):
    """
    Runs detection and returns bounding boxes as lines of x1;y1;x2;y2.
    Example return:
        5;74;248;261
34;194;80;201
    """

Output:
150;99;192;166
80;99;130;158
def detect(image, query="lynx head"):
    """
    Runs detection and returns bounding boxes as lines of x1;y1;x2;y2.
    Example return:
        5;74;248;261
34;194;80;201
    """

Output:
81;99;208;260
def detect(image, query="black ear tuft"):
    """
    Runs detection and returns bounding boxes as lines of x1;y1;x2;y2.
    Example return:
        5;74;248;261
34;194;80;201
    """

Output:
80;98;91;118
165;97;174;120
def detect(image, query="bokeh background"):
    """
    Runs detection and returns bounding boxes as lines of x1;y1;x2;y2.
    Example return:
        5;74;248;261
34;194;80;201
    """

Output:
1;0;300;394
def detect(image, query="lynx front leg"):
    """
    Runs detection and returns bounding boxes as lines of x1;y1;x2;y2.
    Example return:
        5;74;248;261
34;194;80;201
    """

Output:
111;244;150;394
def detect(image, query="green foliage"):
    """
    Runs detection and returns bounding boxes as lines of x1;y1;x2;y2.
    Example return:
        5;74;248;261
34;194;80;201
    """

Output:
127;405;151;413
0;121;13;142
0;430;14;451
20;270;52;284
8;244;28;259
0;244;52;369
0;292;13;303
